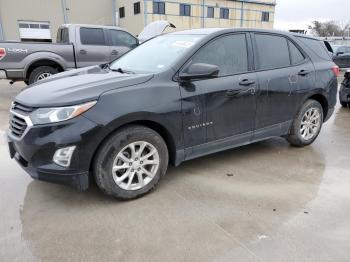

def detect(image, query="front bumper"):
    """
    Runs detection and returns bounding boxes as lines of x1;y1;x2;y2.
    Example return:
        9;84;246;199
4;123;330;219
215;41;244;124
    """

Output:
7;115;104;191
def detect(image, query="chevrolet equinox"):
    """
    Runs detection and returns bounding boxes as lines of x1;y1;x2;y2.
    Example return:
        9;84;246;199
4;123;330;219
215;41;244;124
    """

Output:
8;29;339;199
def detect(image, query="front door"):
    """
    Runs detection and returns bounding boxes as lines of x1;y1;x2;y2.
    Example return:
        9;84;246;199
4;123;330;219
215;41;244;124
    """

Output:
76;27;110;68
179;33;257;158
108;29;138;61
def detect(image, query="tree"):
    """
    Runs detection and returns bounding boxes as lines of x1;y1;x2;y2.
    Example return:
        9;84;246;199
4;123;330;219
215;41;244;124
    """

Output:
308;20;350;37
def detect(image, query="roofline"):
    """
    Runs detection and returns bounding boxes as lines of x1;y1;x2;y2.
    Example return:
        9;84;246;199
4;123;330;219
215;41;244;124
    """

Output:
170;28;320;40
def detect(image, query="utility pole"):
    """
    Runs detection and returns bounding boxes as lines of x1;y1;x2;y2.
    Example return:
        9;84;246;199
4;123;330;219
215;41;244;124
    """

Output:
61;0;68;24
201;0;205;28
0;15;4;40
112;0;117;26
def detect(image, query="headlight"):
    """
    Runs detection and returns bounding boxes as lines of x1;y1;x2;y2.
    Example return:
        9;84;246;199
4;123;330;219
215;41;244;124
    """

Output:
30;101;97;125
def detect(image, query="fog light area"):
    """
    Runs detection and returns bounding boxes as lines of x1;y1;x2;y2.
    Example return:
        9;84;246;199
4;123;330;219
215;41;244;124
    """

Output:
53;146;76;167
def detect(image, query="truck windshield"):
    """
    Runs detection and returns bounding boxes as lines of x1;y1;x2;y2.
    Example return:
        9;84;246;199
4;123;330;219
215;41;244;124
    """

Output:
110;34;204;73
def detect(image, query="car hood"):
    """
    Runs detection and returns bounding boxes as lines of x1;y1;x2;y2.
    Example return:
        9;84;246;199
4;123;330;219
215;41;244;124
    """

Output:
15;66;154;107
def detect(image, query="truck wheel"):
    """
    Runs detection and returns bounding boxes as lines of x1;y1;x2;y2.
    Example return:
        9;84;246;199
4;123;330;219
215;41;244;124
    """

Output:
287;100;324;147
28;66;58;85
94;125;169;200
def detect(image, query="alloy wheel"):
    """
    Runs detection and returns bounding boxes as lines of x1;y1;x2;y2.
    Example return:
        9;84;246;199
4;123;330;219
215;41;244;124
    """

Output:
36;72;52;81
300;107;321;141
111;141;160;191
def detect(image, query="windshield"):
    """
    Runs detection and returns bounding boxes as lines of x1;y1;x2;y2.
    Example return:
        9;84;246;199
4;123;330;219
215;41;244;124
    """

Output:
110;34;204;73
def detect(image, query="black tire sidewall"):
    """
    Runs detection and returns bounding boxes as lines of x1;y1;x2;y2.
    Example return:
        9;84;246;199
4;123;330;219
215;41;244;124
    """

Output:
94;126;168;199
28;66;58;85
293;100;324;146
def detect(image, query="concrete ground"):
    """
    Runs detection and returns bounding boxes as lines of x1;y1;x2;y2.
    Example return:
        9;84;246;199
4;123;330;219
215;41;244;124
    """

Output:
0;79;349;262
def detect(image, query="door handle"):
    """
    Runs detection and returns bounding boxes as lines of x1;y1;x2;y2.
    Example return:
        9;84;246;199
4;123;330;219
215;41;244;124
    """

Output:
239;79;255;86
111;50;119;56
226;88;255;97
79;49;87;55
298;69;311;76
226;89;241;97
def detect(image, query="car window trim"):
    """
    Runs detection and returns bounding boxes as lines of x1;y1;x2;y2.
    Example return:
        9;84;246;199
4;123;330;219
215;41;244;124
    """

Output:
252;32;310;72
175;32;253;81
287;39;307;66
79;27;108;46
108;29;138;47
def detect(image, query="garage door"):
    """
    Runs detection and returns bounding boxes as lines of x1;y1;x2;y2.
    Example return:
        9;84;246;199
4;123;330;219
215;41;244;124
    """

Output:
18;21;52;42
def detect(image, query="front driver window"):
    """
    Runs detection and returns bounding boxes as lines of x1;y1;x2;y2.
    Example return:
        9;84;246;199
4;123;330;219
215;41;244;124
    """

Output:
110;30;138;48
189;34;248;76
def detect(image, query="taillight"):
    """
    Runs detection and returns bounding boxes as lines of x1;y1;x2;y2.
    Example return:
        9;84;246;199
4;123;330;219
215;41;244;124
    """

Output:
332;65;340;77
0;48;6;60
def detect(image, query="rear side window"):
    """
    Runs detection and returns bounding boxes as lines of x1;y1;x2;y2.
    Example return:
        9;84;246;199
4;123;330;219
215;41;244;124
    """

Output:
255;34;290;70
80;28;106;46
109;30;138;48
56;28;69;43
289;41;305;65
297;37;331;61
190;34;248;76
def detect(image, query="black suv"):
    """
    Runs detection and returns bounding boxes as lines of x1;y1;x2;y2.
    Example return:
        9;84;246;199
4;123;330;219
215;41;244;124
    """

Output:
8;29;338;199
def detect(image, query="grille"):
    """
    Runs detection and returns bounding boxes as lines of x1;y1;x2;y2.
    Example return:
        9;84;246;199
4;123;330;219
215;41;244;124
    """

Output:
12;102;35;113
9;114;28;138
9;102;33;139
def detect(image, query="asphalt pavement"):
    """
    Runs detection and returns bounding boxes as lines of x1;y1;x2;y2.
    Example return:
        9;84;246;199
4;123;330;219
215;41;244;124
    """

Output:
0;79;349;262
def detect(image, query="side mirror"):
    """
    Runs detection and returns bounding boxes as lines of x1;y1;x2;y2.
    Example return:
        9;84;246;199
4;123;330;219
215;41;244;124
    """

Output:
179;63;219;81
337;52;344;56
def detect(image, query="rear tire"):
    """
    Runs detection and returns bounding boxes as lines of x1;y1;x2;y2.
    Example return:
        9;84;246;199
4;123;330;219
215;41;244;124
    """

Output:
28;66;58;85
93;125;169;200
287;100;324;147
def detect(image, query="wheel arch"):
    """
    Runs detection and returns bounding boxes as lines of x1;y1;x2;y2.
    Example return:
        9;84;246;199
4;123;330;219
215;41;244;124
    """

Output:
89;119;179;175
25;59;64;80
306;93;329;121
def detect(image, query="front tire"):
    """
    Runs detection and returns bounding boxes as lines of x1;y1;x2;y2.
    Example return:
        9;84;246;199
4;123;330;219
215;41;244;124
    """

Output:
287;100;324;147
93;125;169;200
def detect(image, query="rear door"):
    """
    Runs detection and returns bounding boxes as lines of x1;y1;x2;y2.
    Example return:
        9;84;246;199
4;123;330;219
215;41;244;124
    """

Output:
252;33;315;138
108;29;138;61
75;27;110;67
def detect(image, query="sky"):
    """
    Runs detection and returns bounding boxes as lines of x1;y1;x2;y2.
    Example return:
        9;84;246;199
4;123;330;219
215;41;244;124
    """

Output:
274;0;350;32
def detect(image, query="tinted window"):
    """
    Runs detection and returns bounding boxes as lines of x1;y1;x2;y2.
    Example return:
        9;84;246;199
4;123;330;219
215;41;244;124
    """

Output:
297;37;331;60
80;28;106;46
30;24;39;29
261;12;269;22
190;34;248;76
119;7;125;18
220;8;229;19
19;23;29;28
207;7;214;18
134;2;141;14
289;41;305;65
255;34;290;69
153;1;165;14
57;28;69;43
180;4;191;16
109;30;137;47
40;24;50;29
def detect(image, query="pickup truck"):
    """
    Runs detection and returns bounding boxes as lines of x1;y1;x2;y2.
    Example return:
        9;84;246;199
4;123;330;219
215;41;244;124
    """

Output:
0;21;175;85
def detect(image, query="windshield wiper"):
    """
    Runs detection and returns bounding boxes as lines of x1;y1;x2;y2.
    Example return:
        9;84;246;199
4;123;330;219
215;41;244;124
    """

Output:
110;67;135;74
